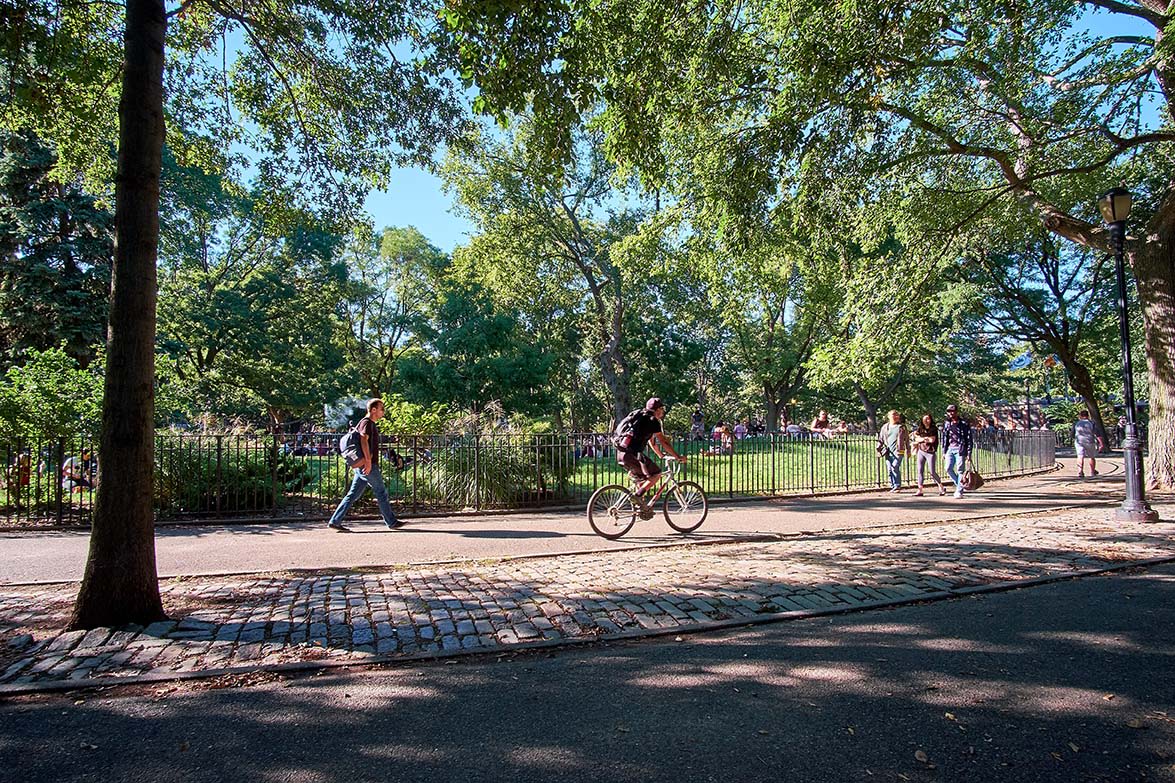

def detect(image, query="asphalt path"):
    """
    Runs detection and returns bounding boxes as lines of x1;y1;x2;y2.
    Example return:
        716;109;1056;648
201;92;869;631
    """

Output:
0;460;1120;584
3;558;1172;782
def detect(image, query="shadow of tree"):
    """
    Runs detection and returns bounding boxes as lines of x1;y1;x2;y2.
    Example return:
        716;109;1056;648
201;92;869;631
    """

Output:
2;568;1173;782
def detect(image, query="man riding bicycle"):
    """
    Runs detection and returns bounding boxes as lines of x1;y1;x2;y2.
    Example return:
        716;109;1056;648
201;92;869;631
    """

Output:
615;397;687;505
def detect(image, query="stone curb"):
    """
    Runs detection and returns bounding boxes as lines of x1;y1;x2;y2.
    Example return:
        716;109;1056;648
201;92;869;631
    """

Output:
2;550;1168;699
0;463;1060;535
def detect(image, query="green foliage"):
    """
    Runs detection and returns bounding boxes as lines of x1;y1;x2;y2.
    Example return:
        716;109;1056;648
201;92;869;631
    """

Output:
0;345;103;439
416;436;576;507
0;131;112;368
157;157;352;426
396;276;554;416
337;225;445;397
154;438;314;515
380;395;447;434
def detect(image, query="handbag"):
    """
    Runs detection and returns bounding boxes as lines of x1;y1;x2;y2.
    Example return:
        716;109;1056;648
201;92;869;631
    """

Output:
961;459;984;490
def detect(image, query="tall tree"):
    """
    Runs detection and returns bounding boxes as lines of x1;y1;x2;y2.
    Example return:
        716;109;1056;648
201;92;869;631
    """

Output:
441;123;658;423
397;277;554;416
0;131;112;368
441;0;1175;488
337;225;443;397
5;0;465;627
969;232;1120;443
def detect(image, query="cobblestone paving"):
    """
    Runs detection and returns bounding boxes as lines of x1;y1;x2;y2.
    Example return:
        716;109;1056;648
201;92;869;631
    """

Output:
2;505;1173;689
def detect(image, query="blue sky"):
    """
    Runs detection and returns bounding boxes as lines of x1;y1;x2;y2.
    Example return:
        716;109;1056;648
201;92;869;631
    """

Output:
364;166;473;254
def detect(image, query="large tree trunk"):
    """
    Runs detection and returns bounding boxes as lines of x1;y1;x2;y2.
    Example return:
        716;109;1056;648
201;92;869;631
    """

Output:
1132;229;1175;489
69;0;166;629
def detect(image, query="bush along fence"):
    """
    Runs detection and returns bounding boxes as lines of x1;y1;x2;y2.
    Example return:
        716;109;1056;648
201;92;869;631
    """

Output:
0;430;1057;527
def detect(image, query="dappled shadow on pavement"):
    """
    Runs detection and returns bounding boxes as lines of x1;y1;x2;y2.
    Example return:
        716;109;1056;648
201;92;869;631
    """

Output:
2;568;1173;783
3;506;1175;691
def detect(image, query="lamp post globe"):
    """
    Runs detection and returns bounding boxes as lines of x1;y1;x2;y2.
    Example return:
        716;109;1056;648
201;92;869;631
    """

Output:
1097;187;1159;522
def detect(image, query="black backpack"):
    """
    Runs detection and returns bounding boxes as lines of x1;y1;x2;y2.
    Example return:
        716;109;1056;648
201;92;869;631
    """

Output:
612;408;650;451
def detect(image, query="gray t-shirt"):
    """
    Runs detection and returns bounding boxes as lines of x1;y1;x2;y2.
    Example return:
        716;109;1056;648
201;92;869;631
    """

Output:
1074;419;1097;447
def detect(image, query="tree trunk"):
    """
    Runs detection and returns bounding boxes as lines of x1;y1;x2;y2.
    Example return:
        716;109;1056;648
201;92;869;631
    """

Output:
764;396;783;432
1132;231;1175;489
855;385;879;433
69;0;166;630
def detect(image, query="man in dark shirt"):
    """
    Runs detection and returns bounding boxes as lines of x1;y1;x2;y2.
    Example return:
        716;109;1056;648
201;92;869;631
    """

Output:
327;398;402;531
617;397;687;505
941;404;973;498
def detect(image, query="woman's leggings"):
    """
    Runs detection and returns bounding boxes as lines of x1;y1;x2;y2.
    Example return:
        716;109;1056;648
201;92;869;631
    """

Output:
916;450;941;487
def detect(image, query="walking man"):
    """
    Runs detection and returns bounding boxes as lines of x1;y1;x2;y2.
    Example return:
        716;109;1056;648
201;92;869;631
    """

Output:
328;398;402;532
1074;409;1104;478
941;404;972;498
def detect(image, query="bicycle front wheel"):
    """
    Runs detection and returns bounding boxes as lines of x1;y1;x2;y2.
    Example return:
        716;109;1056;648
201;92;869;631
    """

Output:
662;480;708;533
588;484;639;539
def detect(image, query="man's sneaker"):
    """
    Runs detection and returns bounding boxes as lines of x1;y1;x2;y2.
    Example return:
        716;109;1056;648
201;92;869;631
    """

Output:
1091;469;1099;476
327;522;351;532
953;489;963;499
385;519;404;530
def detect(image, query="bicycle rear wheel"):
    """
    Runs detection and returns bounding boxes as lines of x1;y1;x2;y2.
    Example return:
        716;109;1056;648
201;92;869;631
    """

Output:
662;480;708;533
588;484;639;539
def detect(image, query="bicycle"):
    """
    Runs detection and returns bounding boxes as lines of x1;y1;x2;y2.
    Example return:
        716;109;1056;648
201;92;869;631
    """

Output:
587;460;708;540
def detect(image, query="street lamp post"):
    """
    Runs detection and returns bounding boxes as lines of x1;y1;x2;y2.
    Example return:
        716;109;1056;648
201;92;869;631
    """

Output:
1097;187;1159;522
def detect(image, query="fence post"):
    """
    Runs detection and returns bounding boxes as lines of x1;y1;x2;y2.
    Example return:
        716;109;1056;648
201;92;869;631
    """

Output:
770;433;777;496
728;439;735;498
215;435;224;515
844;433;850;491
808;437;816;494
270;433;279;516
473;433;481;511
55;436;65;525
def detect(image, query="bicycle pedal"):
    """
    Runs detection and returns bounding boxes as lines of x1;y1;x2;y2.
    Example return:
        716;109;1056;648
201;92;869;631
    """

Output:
639;508;655;520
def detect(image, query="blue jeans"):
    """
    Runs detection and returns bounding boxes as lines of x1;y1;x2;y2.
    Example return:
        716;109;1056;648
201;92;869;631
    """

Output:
885;453;903;489
329;466;398;526
946;450;966;490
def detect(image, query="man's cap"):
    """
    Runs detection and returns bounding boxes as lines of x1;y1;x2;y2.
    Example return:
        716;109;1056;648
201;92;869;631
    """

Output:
946;404;958;412
646;397;665;411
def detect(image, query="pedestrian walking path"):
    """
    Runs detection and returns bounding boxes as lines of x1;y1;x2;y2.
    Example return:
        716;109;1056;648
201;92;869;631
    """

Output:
2;497;1172;693
0;459;1099;583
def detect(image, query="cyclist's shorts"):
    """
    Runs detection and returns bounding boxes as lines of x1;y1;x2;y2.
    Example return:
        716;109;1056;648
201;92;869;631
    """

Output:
618;450;661;482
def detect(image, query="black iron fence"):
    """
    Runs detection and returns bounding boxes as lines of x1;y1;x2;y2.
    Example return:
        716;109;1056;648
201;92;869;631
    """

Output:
0;430;1056;527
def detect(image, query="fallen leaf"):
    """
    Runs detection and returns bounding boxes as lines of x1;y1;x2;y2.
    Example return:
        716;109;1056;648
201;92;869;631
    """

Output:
945;712;956;721
1104;694;1115;701
1050;752;1063;761
79;743;97;750
846;727;855;735
1068;743;1080;753
617;725;631;733
179;741;190;752
915;750;929;764
675;636;683;642
758;730;769;735
73;700;85;706
1126;719;1145;729
898;774;911;781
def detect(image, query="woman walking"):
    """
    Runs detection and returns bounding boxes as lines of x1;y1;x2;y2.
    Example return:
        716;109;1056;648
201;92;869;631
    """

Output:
877;410;910;492
911;413;946;496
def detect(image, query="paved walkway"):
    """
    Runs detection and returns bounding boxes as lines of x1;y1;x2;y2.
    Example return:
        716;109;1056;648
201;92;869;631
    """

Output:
2;495;1173;693
0;459;1104;583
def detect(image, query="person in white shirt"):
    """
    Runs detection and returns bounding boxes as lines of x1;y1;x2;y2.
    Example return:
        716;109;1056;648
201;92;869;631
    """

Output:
1073;409;1104;478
